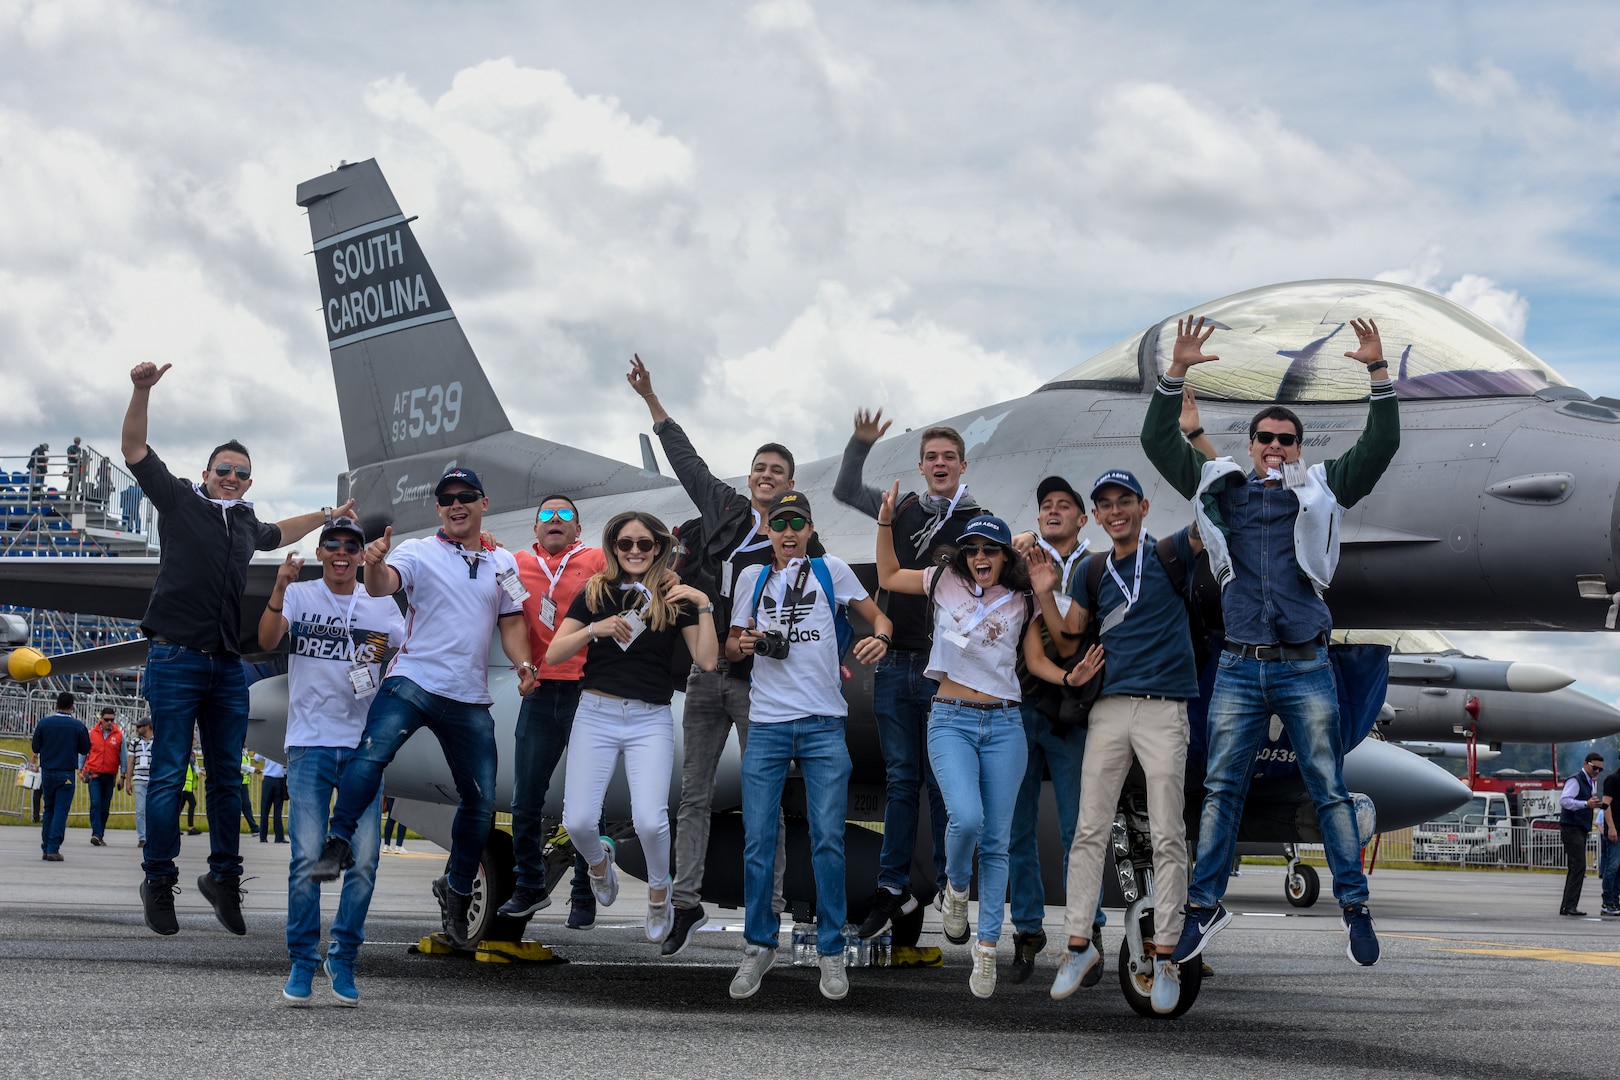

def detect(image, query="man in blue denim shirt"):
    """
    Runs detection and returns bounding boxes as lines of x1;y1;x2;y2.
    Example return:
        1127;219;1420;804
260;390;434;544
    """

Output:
121;361;351;938
1141;316;1399;969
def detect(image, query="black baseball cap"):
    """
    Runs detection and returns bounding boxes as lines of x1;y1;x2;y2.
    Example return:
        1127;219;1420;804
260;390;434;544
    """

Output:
766;491;812;522
1036;476;1085;511
319;515;365;543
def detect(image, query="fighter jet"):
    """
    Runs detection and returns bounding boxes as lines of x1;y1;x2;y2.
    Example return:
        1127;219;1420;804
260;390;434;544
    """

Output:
32;157;1620;945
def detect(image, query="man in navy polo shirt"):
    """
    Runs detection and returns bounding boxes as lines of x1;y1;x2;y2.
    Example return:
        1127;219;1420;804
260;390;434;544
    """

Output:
311;467;537;950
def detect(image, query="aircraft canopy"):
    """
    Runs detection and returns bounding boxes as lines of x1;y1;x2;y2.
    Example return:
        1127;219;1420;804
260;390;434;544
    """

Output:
1042;279;1569;403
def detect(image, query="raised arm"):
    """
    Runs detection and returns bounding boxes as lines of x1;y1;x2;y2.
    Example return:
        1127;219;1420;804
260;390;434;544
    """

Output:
257;554;300;651
1022;620;1103;686
876;481;926;594
832;407;891;520
274;499;357;548
629;355;741;516
363;528;401;597
1141;317;1215;500
1323;318;1401;509
1026;547;1083;656
1179;385;1218;459
122;362;172;465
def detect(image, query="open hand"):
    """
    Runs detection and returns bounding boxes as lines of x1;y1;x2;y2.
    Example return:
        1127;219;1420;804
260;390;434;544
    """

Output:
1179;386;1203;434
854;407;892;445
878;480;900;524
1026;547;1058;594
1062;643;1106;687
1344;318;1384;367
1169;317;1220;376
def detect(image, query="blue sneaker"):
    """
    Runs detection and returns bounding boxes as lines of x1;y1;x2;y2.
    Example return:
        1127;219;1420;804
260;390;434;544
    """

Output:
1049;943;1098;1000
283;963;315;1007
1170;903;1230;964
324;955;360;1006
1342;903;1379;966
567;897;596;930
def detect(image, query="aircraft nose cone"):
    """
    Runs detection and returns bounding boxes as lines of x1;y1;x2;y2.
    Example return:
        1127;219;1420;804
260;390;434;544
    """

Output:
1539;687;1620;742
1503;662;1577;693
1344;739;1471;831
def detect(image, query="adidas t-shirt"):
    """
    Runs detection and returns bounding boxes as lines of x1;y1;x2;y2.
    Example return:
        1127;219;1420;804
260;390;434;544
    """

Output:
281;580;407;748
732;556;868;724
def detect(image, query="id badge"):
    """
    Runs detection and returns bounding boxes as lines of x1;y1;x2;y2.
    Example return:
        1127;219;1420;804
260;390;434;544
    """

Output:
942;630;970;650
1099;604;1127;635
1281;460;1308;490
616;608;648;651
498;567;530;603
348;663;378;699
719;558;735;599
539;595;557;629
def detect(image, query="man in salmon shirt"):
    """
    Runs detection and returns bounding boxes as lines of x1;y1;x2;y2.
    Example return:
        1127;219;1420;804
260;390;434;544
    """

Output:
83;707;127;847
498;495;608;928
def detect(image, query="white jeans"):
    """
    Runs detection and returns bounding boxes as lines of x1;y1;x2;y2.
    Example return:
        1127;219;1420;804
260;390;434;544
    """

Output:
563;692;676;892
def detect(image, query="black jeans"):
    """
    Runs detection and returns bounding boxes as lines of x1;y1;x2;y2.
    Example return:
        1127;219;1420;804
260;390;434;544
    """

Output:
1561;825;1590;912
259;775;287;841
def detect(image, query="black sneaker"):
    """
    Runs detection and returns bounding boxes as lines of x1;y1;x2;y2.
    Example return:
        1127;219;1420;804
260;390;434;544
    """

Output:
310;837;355;883
139;879;180;936
1007;929;1046;984
857;887;919;940
1080;927;1104;988
497;885;551;919
567;897;596;930
660;904;709;957
197;873;247;936
434;876;473;948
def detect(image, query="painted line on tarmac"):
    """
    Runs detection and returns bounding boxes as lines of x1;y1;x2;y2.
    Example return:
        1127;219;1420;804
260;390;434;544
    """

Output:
1387;933;1620;968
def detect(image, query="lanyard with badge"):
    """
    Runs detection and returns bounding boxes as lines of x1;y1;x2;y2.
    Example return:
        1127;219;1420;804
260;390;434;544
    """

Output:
719;509;773;599
1098;527;1146;636
614;582;653;650
1038;536;1089;617
339;588;379;699
440;528;528;605
940;586;1015;650
535;541;582;629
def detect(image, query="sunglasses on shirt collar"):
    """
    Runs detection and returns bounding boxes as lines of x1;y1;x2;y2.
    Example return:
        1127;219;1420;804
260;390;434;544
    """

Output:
437;491;482;506
212;463;251;481
1251;431;1300;447
537;508;576;523
768;515;809;532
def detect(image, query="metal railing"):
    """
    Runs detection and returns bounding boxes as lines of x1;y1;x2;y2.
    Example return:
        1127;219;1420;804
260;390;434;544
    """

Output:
1;752;273;831
0;445;153;544
1296;819;1602;873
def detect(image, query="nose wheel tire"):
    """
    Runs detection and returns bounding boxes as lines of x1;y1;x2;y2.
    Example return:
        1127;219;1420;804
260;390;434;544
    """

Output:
1118;936;1202;1019
1285;863;1320;908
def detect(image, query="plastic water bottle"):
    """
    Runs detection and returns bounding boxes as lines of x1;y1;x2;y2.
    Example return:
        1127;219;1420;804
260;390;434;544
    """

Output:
791;921;813;966
842;922;859;967
875;929;892;967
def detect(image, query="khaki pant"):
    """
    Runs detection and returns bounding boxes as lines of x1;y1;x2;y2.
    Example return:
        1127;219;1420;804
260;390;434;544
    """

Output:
1061;696;1190;946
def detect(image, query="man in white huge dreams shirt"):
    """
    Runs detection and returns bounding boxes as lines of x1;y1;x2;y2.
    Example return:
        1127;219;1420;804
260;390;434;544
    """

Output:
311;468;537;950
259;516;405;1007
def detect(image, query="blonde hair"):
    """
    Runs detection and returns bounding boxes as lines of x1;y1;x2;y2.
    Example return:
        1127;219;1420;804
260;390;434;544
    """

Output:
584;511;684;632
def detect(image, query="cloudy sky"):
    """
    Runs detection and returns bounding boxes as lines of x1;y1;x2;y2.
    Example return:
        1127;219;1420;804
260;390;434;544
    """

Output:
6;0;1620;707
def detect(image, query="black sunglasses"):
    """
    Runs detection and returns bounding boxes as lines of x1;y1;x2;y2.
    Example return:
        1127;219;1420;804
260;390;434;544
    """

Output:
537;508;576;523
211;463;251;481
1252;431;1299;447
961;543;1006;557
615;536;659;553
437;491;482;506
768;515;809;532
321;538;363;554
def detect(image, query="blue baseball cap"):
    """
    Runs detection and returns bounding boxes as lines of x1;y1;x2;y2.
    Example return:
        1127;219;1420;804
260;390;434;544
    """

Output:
957;514;1013;547
1090;469;1145;501
435;467;484;496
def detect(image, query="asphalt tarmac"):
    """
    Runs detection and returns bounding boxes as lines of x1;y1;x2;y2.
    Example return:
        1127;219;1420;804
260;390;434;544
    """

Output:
3;824;1615;1080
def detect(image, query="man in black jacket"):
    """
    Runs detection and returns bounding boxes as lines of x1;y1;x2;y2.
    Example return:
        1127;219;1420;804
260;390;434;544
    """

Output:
122;360;347;938
835;411;988;940
628;356;805;956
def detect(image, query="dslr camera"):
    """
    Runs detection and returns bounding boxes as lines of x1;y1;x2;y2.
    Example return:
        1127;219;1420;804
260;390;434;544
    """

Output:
753;628;791;660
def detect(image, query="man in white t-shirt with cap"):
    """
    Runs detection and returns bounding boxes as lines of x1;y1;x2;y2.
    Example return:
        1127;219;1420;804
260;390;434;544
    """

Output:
311;467;538;951
259;515;406;1006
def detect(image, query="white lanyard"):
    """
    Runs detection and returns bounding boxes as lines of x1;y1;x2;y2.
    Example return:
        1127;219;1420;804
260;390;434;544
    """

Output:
721;509;774;598
916;483;969;549
1037;537;1090;591
536;542;583;595
618;581;652;608
340;586;359;636
953;589;1015;636
1105;528;1147;610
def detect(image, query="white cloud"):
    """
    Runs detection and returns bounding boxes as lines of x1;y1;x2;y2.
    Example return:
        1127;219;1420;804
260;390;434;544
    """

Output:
746;0;896;138
1430;61;1578;148
1377;245;1530;340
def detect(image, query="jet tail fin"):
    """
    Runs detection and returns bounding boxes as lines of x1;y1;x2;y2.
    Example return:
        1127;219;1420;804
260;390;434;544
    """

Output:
296;160;511;468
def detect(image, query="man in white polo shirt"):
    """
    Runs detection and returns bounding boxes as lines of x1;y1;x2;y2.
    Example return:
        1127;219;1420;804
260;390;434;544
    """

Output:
311;468;537;949
259;515;406;1006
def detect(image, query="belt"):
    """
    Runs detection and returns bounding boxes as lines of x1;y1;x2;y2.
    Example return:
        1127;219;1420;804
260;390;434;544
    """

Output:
932;695;1018;711
1229;633;1328;662
1114;694;1178;702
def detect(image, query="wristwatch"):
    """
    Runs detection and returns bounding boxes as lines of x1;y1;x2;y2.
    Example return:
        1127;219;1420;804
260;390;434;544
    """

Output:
696;604;715;615
518;661;537;676
875;633;893;645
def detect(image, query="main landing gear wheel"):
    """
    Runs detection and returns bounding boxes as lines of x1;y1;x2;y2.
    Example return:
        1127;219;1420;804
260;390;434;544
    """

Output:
1285;862;1320;908
1118;937;1202;1019
440;828;528;948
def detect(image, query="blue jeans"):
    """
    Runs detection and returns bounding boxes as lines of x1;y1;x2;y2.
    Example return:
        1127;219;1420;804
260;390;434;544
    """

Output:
1009;703;1103;934
1190;647;1368;910
873;652;948;895
141;643;250;884
86;772;116;838
510;681;590;902
328;676;497;895
742;716;852;955
39;770;74;854
287;745;383;967
133;781;148;841
1601;830;1620;910
927;700;1028;944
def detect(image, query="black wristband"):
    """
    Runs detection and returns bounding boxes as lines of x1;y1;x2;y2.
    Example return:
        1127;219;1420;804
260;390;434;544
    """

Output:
875;633;893;645
1184;427;1204;441
266;604;282;613
1366;360;1389;374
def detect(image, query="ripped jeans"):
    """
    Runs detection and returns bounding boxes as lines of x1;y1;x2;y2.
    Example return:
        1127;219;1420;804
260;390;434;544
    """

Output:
326;676;497;895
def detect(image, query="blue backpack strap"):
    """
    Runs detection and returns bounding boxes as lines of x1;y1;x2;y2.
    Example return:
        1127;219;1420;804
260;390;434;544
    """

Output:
748;563;773;626
809;557;854;657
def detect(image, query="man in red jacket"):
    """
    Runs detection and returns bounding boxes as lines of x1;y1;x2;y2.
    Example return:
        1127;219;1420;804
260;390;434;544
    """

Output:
83;707;126;847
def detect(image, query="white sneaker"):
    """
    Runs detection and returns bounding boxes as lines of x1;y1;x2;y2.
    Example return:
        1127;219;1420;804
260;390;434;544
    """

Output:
819;952;849;1000
646;893;674;944
383;843;396;854
1151;958;1182;1014
969;941;997;999
588;851;619;908
395;842;408;854
941;884;971;944
729;944;776;1000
